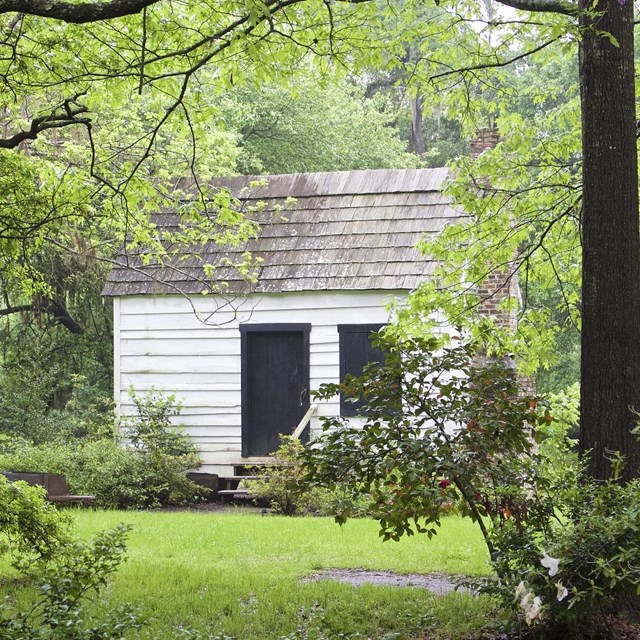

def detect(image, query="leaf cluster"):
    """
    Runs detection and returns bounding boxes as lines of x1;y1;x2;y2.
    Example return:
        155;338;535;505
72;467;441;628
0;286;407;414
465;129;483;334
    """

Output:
0;474;70;560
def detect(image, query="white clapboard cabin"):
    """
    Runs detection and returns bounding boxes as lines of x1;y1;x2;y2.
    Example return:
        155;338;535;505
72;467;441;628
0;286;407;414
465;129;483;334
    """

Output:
102;168;465;476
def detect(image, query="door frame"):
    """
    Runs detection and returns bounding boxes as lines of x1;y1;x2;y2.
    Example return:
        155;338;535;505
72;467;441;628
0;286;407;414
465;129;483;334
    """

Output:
239;323;311;458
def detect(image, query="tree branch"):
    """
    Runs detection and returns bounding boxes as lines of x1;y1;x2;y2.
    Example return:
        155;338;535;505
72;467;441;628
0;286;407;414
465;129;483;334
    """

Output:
0;304;34;317
429;37;561;82
0;0;159;24
0;301;82;332
493;0;577;17
0;0;370;23
0;95;90;149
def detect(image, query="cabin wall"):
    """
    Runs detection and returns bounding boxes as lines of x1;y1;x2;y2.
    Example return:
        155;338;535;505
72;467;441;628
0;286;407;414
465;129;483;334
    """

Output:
114;290;405;474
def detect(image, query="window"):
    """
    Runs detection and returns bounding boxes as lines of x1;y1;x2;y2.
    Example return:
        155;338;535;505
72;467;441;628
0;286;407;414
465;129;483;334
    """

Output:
338;324;386;416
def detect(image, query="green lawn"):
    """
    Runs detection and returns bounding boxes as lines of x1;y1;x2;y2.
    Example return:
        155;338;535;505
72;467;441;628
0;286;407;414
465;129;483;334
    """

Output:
12;509;504;639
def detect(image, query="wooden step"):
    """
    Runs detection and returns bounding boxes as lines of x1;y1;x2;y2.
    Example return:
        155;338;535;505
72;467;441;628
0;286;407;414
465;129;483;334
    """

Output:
217;475;262;492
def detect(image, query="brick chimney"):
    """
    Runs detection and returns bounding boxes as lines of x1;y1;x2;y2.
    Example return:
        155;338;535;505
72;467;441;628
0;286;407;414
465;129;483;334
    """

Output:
468;127;534;394
469;126;500;160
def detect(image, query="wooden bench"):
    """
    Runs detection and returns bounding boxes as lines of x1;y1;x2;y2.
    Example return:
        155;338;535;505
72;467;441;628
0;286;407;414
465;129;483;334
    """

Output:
2;472;95;505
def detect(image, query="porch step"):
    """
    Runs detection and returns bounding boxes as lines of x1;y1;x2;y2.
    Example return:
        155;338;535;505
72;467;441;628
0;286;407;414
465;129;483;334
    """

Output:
217;475;264;494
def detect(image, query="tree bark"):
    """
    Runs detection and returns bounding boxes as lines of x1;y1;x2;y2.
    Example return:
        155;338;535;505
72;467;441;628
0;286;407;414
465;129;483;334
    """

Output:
579;0;640;480
410;94;426;156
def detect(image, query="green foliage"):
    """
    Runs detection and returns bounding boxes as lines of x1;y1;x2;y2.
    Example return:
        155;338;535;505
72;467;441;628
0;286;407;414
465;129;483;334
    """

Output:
493;477;640;633
220;76;418;175
0;373;114;446
307;332;550;542
0;438;203;509
0;438;74;477
1;525;143;640
0;390;205;508
305;330;640;633
0;473;136;640
248;436;335;515
0;474;70;560
123;387;197;458
80;438;204;509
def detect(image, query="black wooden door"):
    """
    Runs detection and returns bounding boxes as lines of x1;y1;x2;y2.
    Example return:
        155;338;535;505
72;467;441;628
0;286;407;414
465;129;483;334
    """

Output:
241;325;310;457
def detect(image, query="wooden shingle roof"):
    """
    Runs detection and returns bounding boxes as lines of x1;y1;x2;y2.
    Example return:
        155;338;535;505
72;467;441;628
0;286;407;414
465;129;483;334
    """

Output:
102;167;462;297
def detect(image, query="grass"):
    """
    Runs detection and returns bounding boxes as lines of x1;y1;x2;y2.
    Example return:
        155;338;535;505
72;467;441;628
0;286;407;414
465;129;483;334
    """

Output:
6;508;505;639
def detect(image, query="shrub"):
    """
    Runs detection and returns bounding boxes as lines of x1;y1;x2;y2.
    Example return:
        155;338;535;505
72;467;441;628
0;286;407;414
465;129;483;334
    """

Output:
0;474;70;560
0;472;141;639
1;525;143;640
248;437;332;515
73;438;205;509
0;436;73;476
249;436;372;517
115;388;206;507
305;331;640;636
0;390;206;508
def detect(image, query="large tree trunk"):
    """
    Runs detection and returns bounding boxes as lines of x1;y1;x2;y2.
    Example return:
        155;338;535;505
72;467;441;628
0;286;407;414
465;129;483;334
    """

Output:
579;0;640;480
410;94;426;156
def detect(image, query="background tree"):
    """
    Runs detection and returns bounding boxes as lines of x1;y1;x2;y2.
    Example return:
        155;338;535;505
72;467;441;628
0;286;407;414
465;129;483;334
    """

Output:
219;75;417;174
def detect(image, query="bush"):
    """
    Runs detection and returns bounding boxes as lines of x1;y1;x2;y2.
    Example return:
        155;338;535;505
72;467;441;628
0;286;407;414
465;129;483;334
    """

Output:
0;474;70;560
0;390;206;508
248;437;333;515
248;436;372;517
1;525;143;640
305;331;640;636
0;436;73;476
122;387;197;457
73;439;204;509
0;476;141;639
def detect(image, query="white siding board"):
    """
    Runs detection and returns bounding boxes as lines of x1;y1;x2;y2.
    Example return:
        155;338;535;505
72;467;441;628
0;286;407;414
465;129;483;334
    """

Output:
119;291;406;314
310;351;339;367
120;355;240;374
120;382;240;393
182;427;241;439
121;329;238;340
121;339;239;357
310;364;340;381
119;403;240;418
120;372;240;386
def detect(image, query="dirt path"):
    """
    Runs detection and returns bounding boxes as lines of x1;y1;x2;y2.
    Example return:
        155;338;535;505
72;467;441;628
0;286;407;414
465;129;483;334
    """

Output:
302;569;467;595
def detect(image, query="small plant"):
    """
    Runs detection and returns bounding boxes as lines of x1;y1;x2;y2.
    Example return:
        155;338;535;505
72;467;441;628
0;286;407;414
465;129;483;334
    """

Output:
0;474;70;560
248;436;334;515
123;387;196;457
0;476;142;639
113;387;206;507
1;525;143;640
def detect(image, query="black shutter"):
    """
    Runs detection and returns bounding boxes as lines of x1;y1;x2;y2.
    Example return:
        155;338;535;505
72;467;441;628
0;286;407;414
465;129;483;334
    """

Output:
338;324;385;416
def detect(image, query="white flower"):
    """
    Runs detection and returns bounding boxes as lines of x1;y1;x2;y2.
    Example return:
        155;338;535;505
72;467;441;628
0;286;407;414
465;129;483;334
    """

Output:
555;581;568;602
525;596;542;626
541;552;560;577
516;582;543;626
